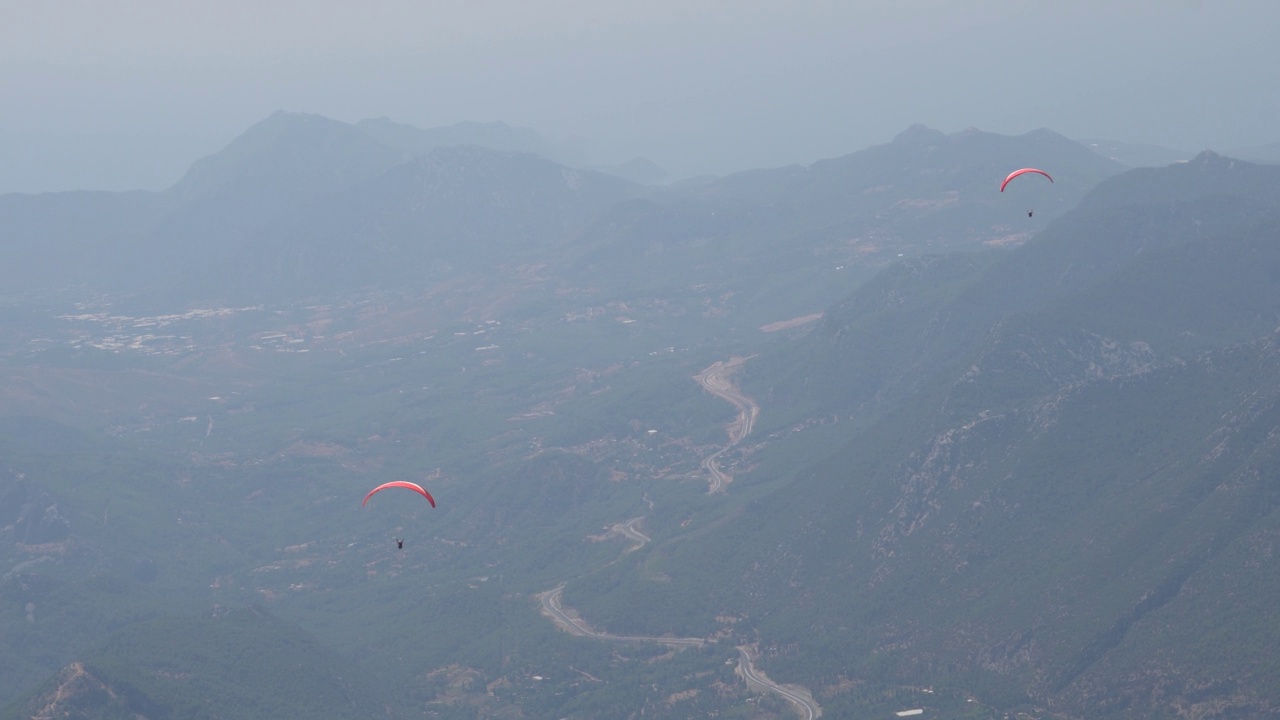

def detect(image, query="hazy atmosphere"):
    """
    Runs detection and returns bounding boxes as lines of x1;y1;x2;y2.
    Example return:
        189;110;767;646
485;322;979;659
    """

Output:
3;0;1276;192
6;3;1280;719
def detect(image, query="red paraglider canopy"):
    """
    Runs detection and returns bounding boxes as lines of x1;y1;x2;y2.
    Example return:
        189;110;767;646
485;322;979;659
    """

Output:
1000;168;1053;192
362;481;436;508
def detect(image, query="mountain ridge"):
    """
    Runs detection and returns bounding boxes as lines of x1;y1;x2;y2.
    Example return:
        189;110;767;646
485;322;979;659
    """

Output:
5;112;1275;719
571;152;1280;718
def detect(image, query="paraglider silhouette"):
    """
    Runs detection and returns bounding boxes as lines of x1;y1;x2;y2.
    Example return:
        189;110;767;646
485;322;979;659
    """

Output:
1001;168;1053;219
363;482;434;550
362;481;436;508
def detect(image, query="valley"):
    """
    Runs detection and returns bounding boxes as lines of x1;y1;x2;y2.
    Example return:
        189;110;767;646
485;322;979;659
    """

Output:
3;112;1279;719
536;356;825;717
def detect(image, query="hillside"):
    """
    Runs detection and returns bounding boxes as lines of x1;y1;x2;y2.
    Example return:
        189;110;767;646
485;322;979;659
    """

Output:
1;113;630;307
209;145;641;303
1;118;1121;316
2;607;382;720
0;112;411;303
560;126;1125;325
6;114;1268;719
570;153;1280;718
756;151;1280;422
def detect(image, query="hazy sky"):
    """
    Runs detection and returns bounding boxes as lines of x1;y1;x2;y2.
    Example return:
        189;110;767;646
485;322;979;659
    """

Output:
2;0;1276;192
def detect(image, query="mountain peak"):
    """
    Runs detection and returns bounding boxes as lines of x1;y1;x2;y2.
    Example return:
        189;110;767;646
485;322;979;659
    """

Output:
166;112;404;202
238;110;352;144
1189;149;1232;166
1019;127;1082;149
892;124;947;145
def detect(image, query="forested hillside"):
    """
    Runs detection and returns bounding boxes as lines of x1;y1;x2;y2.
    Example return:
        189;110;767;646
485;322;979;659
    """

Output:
3;114;1273;719
571;152;1280;718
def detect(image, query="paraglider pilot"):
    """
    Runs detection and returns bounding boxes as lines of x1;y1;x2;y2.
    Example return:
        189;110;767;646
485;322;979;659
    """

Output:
396;538;404;550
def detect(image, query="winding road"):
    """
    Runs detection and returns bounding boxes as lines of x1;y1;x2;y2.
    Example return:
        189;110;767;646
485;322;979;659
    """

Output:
537;358;821;718
538;585;703;648
692;357;760;492
615;516;650;549
737;646;821;720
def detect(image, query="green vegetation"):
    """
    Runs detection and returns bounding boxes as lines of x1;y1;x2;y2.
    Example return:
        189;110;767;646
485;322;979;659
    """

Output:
4;123;1279;719
3;607;382;720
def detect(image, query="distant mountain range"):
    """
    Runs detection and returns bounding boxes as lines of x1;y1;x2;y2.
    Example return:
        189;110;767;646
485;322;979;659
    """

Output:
1;112;646;306
4;112;1278;719
1;114;1125;314
563;125;1124;303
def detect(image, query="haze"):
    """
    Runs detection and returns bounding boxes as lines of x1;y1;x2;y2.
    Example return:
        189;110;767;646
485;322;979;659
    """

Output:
2;0;1276;193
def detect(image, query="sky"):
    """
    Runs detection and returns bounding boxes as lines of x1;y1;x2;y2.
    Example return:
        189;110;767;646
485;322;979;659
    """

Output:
2;0;1277;193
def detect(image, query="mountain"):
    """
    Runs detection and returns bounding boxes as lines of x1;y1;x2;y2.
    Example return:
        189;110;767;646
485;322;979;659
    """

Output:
1;112;639;307
711;126;1114;214
358;117;669;183
761;150;1280;419
559;125;1125;322
9;116;1266;719
0;112;411;303
568;153;1280;718
130;113;413;294
167;111;409;205
203;145;642;303
1;119;1121;315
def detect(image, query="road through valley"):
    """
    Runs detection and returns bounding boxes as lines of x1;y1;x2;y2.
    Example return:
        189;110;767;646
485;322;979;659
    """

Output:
537;357;820;717
692;356;759;493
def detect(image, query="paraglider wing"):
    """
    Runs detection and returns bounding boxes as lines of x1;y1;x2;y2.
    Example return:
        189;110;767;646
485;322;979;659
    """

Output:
1000;168;1053;192
362;481;436;508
